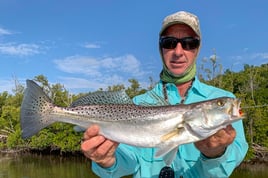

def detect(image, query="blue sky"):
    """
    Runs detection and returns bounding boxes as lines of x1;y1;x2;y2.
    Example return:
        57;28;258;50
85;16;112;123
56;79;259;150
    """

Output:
0;0;267;94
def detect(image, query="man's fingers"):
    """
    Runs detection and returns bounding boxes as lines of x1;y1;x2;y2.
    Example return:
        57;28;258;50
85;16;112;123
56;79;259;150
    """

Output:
90;140;119;160
83;125;100;140
80;124;118;168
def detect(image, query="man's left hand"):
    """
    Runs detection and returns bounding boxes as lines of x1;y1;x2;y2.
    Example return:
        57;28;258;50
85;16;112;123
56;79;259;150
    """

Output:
194;124;236;158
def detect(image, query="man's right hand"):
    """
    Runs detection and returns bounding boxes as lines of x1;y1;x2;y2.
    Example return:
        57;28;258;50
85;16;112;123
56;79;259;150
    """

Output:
81;125;119;168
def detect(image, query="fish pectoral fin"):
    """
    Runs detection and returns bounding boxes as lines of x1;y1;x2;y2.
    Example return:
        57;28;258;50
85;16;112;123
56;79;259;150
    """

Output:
161;127;184;142
73;125;87;132
155;144;179;166
157;128;184;165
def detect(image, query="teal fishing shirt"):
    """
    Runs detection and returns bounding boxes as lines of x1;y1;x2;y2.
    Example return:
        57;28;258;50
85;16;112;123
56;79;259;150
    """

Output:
92;77;248;178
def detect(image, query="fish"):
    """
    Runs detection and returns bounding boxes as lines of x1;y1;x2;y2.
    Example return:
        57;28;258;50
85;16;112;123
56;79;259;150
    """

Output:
20;79;244;165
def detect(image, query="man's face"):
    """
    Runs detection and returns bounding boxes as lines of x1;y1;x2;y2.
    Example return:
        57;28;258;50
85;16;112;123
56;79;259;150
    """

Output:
161;24;199;76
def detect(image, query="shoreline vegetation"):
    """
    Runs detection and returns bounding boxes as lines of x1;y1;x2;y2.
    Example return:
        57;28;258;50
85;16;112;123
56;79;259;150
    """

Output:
1;151;266;178
1;150;266;178
0;146;267;165
0;63;267;166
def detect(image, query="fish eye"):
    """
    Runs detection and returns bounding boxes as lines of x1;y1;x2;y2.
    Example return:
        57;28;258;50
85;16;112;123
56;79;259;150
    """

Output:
217;100;225;106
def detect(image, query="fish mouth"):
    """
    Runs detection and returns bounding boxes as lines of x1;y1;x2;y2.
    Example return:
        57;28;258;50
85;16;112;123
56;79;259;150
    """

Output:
239;109;244;117
229;98;244;118
235;99;244;117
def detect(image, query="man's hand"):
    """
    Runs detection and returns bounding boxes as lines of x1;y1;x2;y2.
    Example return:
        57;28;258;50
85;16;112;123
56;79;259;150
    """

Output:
81;125;119;168
195;125;236;158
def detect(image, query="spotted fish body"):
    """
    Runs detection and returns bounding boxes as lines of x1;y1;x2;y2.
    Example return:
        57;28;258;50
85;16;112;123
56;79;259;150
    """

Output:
20;80;243;165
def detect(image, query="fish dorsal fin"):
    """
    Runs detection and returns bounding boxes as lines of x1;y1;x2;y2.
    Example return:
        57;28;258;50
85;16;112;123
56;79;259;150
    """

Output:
70;90;132;107
139;90;170;106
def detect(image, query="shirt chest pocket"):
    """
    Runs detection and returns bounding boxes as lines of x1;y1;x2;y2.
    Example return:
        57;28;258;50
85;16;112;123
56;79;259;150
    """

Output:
137;148;167;177
178;144;200;165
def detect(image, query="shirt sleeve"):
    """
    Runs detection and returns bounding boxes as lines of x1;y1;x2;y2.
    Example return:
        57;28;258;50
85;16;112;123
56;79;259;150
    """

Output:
91;144;139;177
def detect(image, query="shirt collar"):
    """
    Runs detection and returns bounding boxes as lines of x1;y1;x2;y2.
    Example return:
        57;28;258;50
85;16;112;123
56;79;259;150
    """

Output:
161;76;208;98
191;77;209;98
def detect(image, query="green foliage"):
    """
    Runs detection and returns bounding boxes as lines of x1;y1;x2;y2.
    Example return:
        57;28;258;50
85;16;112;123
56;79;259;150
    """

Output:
125;78;146;98
28;123;82;152
199;60;268;160
244;143;255;160
6;128;24;148
0;64;267;163
29;130;55;149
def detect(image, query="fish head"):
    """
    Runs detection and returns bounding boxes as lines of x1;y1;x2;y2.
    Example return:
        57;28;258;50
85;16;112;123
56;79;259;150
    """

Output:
183;97;244;138
205;97;243;123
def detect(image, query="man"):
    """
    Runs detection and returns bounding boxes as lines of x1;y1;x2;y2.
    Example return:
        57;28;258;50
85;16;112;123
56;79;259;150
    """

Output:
81;11;248;178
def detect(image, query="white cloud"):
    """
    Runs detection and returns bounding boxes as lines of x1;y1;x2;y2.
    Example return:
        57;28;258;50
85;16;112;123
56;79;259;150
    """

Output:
58;77;104;90
0;43;40;56
0;27;12;36
54;54;145;77
58;75;127;92
251;52;268;59
84;43;101;49
0;80;12;92
243;48;249;52
231;52;268;62
53;54;150;92
227;52;268;71
0;77;27;94
0;27;42;57
54;56;102;76
0;79;15;93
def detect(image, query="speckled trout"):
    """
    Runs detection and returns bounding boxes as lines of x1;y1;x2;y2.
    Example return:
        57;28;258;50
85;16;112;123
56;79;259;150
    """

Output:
20;80;243;165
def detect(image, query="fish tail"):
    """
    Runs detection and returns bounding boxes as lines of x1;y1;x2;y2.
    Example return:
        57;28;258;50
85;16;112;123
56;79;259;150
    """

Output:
20;80;55;139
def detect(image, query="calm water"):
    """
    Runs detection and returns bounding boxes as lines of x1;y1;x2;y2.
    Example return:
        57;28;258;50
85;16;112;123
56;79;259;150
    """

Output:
0;153;267;178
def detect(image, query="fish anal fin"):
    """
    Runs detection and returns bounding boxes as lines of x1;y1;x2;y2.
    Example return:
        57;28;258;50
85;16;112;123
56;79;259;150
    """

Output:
155;144;179;166
163;147;178;166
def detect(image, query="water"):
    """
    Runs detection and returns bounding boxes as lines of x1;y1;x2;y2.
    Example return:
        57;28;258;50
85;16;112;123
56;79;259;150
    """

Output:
230;163;268;178
0;153;267;178
0;153;97;178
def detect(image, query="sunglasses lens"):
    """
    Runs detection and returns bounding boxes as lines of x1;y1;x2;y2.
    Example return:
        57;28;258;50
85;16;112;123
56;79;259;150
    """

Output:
160;37;178;49
160;37;199;50
181;37;200;50
159;166;175;178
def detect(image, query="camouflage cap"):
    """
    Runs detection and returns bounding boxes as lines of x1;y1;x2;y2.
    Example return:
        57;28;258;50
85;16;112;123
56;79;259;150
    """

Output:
159;11;201;38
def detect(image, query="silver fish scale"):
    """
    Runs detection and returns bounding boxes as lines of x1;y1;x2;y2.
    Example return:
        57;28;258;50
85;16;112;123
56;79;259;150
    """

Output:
65;104;177;121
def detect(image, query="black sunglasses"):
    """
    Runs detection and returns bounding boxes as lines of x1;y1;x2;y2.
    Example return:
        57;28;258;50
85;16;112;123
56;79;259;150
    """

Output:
159;36;200;50
159;166;175;178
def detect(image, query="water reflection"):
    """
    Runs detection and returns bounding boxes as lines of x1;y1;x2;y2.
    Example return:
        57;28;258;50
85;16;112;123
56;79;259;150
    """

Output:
231;163;268;178
0;153;267;178
0;153;97;178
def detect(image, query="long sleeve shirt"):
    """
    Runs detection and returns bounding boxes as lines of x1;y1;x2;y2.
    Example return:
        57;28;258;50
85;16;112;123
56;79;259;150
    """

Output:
92;77;248;178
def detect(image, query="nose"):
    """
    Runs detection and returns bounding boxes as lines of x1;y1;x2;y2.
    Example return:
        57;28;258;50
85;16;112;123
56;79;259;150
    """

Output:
174;42;184;56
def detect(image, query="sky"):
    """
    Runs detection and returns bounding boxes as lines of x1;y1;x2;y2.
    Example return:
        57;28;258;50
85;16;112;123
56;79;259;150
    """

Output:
0;0;267;94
